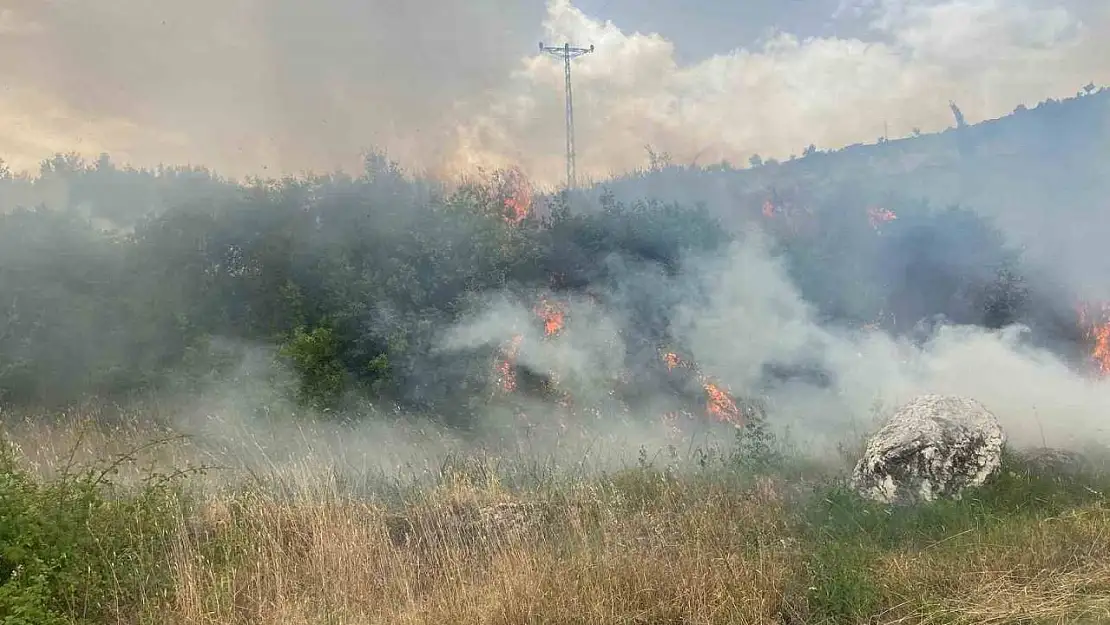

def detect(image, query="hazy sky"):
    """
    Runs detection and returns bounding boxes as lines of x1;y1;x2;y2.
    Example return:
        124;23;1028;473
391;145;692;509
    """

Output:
574;0;858;63
1;0;1107;185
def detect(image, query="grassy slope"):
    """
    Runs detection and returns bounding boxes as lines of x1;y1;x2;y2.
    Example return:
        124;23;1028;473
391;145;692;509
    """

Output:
592;90;1110;253
3;413;1110;625
3;90;1110;625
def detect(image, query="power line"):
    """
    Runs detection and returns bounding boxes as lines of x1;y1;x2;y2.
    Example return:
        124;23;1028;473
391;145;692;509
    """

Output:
539;41;594;191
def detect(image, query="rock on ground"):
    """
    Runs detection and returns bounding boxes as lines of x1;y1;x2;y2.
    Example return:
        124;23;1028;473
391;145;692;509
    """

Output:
1017;447;1091;476
851;394;1006;505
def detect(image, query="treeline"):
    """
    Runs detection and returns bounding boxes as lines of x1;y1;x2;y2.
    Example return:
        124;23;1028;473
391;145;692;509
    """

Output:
0;152;1056;425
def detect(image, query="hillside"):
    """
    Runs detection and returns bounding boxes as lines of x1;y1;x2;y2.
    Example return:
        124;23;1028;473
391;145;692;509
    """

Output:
5;80;1110;625
591;87;1110;298
1;89;1108;420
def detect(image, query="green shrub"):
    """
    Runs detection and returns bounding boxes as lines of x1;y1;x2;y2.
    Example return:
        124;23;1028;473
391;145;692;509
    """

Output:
279;325;350;409
0;438;187;624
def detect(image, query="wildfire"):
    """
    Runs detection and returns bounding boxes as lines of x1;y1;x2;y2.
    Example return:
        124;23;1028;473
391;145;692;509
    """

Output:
703;381;742;425
534;297;567;337
500;167;532;224
867;206;897;231
491;296;567;395
494;334;523;393
659;351;745;428
758;192;815;237
492;329;745;430
1077;302;1110;376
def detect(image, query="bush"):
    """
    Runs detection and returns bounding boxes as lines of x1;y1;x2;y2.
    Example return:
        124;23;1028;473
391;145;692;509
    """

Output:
0;437;187;624
278;324;351;409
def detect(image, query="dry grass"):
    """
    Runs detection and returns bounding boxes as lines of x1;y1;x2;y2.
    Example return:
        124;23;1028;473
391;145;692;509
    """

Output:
163;470;799;625
867;506;1110;624
4;414;1110;624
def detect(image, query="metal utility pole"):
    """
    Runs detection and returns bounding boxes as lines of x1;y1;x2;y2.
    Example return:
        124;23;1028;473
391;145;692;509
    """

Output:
540;41;594;190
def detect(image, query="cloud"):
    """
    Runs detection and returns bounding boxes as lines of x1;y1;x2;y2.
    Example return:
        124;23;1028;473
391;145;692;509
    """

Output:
0;0;1107;186
461;0;1109;185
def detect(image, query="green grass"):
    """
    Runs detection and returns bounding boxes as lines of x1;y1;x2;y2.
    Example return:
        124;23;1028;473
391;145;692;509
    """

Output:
792;449;1110;623
3;419;1110;625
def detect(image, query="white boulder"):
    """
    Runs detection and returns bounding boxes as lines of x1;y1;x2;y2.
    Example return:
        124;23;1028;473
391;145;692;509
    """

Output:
851;394;1005;505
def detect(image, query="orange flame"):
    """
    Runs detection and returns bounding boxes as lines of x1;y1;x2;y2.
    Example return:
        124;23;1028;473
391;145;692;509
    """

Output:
495;334;523;393
1078;302;1110;376
1093;326;1110;375
703;381;742;426
534;297;566;337
659;350;745;428
500;167;532;224
492;296;565;397
759;194;814;237
867;206;897;231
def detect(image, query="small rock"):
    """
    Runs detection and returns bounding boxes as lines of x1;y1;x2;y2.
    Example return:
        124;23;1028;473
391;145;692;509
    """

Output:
851;394;1005;505
1017;447;1090;476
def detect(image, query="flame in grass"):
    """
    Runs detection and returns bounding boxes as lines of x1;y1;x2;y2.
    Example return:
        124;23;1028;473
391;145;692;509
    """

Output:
492;296;565;395
533;297;566;338
660;351;746;428
1077;302;1110;376
758;194;816;237
703;380;742;424
499;167;532;224
494;334;524;393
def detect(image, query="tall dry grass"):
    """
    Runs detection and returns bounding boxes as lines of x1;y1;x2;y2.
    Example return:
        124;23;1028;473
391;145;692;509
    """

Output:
4;410;1110;624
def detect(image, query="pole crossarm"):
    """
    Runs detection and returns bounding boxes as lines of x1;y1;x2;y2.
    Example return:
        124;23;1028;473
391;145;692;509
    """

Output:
539;41;594;191
540;45;593;59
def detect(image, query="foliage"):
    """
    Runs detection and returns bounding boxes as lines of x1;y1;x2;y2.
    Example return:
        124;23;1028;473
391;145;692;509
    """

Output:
278;325;352;409
0;154;738;423
0;437;186;624
0;146;1045;425
780;195;1030;334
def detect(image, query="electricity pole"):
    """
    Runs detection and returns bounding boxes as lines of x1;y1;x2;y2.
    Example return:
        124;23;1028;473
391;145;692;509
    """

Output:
540;41;594;190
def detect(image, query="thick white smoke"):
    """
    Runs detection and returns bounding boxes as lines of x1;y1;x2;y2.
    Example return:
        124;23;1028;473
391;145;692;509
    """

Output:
434;225;1110;458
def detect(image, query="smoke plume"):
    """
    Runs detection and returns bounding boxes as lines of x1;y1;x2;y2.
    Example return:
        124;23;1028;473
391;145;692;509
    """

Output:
2;0;1107;186
428;221;1110;458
